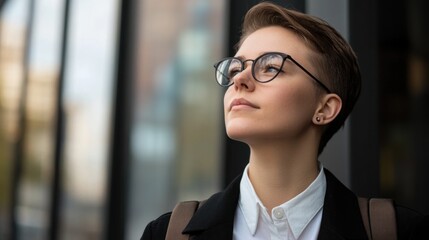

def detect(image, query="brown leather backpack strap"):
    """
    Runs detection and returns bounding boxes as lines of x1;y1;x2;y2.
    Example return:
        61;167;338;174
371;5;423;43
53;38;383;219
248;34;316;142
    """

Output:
165;201;199;240
358;197;372;239
358;197;397;240
369;198;397;240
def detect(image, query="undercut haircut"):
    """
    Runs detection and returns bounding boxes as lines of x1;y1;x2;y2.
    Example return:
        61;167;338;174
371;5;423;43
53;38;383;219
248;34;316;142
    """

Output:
238;2;362;154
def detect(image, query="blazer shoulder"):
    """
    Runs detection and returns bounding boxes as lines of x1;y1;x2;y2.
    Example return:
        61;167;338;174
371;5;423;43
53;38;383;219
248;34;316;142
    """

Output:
396;204;429;239
141;212;171;240
142;175;241;240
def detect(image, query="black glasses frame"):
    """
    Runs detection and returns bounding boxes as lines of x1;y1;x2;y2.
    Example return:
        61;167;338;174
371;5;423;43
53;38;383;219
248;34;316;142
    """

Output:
214;52;331;93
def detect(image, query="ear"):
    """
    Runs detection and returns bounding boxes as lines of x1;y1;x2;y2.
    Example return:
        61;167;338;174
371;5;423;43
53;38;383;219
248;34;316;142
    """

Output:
313;94;342;125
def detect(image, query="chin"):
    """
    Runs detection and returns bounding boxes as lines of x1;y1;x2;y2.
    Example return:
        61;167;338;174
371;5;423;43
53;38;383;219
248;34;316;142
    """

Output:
225;123;264;143
225;123;252;141
226;131;248;142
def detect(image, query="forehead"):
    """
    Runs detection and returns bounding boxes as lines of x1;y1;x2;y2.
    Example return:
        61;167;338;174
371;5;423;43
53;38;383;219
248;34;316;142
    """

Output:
236;26;313;63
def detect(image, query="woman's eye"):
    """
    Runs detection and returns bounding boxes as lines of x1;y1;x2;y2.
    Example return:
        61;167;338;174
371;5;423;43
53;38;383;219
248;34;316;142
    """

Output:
264;65;282;73
228;68;241;78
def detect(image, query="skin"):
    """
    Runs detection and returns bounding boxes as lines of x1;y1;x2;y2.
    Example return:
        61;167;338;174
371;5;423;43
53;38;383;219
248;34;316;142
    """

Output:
223;26;342;212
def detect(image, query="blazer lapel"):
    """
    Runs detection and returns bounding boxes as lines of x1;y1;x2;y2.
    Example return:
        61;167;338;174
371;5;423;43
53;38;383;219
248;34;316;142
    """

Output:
183;175;241;240
318;170;368;240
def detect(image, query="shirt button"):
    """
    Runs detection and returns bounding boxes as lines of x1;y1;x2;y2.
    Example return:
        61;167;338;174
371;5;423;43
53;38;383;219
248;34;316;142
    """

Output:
273;208;285;219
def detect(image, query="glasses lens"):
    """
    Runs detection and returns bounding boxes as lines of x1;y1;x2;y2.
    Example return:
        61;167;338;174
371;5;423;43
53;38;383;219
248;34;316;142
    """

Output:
254;53;284;82
215;58;241;86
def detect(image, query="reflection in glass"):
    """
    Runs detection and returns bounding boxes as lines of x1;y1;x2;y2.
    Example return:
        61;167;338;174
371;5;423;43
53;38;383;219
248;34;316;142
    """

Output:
58;0;120;239
14;0;65;239
0;0;30;239
127;1;226;239
379;0;429;214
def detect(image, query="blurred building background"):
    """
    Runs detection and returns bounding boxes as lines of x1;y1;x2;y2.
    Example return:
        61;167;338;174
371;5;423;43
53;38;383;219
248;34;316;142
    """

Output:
0;0;428;239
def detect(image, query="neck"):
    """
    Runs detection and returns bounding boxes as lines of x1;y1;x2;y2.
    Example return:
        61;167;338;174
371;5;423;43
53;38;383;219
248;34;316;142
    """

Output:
247;140;319;213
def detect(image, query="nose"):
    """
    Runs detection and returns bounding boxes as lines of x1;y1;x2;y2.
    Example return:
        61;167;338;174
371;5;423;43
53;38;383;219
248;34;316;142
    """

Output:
232;65;255;91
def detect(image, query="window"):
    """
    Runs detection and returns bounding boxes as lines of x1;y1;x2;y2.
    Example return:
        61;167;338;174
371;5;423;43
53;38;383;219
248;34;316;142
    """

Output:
0;0;121;239
126;1;226;239
379;0;429;214
58;0;120;238
15;0;64;238
0;0;30;238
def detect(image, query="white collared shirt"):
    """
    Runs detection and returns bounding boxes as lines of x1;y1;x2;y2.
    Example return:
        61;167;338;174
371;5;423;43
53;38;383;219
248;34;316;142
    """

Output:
233;164;327;240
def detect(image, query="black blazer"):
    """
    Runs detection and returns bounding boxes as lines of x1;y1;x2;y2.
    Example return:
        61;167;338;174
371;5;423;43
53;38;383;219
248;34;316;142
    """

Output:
142;169;427;240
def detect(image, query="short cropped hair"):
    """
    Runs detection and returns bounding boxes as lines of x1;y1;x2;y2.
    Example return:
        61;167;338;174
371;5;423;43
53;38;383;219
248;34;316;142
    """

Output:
238;2;362;154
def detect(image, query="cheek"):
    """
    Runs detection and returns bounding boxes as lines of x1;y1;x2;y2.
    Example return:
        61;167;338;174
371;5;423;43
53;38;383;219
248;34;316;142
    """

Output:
268;88;317;123
223;88;233;113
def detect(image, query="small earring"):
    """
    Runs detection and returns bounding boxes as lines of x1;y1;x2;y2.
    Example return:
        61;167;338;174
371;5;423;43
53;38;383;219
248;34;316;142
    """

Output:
316;117;321;122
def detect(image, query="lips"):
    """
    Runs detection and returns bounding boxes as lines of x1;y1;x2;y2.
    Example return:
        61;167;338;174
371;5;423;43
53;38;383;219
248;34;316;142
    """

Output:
229;98;259;110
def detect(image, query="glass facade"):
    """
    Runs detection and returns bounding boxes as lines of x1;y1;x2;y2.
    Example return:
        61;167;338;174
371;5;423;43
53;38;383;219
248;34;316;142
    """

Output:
379;0;429;214
126;0;226;239
0;0;30;238
0;0;120;239
16;0;64;238
58;0;120;239
0;0;428;239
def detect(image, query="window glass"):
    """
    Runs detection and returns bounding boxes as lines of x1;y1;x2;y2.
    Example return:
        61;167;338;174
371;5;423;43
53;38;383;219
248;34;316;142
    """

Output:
14;0;65;239
126;1;226;239
58;0;120;239
0;0;31;238
379;0;429;214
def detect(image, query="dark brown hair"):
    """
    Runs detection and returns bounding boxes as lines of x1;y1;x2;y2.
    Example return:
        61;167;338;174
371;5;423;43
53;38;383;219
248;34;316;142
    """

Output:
238;2;361;154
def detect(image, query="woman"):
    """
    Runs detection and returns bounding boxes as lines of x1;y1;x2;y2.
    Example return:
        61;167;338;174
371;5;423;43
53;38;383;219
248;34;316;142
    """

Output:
142;2;426;239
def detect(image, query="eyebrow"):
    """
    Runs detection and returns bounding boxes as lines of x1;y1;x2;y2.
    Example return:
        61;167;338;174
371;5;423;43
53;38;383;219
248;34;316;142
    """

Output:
233;51;272;60
233;55;245;60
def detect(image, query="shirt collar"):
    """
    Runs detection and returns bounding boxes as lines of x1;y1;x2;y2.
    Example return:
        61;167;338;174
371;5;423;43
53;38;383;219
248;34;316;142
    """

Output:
238;164;262;235
238;163;327;238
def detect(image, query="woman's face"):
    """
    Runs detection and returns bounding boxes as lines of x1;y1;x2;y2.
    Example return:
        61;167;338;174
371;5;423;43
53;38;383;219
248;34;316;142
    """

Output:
223;26;322;145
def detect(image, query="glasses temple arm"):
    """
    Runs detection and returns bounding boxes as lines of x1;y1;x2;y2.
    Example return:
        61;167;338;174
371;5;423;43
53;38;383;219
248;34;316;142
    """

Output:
288;57;332;93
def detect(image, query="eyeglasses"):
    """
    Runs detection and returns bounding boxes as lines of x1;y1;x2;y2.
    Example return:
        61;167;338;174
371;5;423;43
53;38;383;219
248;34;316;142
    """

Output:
213;52;331;93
